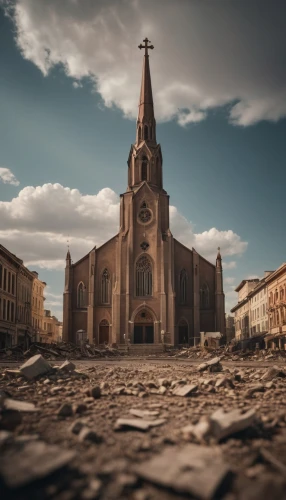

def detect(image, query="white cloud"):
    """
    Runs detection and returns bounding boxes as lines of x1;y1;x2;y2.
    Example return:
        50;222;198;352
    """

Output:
0;167;20;186
223;261;237;270
0;183;247;269
72;81;83;89
4;0;286;126
225;277;235;285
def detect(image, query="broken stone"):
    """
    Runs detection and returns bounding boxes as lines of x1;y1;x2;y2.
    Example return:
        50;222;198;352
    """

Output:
78;427;103;443
3;398;39;413
0;430;12;446
57;403;73;417
58;360;76;372
134;444;231;500
70;420;85;435
114;418;165;432
210;408;256;441
261;366;286;381
198;357;222;372
20;355;52;380
245;384;264;398
90;386;101;399
182;416;211;441
173;384;198;397
75;403;87;414
215;377;234;389
0;441;75;488
158;386;167;395
129;409;160;419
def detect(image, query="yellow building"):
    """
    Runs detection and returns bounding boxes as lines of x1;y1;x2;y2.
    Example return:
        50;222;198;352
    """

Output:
42;310;62;343
31;272;46;341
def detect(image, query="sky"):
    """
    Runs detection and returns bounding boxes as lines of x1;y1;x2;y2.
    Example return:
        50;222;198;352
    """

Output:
0;0;286;321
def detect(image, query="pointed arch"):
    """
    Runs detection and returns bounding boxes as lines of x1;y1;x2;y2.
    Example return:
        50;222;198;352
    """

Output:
101;268;111;304
144;125;148;140
136;255;152;296
200;282;209;309
179;269;187;304
77;282;86;308
141;156;148;181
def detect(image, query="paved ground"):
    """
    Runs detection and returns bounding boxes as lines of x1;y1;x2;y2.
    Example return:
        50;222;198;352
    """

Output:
1;357;286;499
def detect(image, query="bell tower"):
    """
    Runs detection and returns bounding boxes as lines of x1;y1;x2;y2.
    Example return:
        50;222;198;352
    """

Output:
127;38;163;191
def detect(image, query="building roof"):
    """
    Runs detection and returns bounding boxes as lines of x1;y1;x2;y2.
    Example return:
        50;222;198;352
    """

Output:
235;278;259;292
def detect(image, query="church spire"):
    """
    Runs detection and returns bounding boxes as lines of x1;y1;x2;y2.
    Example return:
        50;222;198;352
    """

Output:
136;38;156;145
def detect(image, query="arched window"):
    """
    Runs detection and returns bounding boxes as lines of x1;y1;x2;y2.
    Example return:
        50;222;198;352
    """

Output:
144;125;148;140
150;125;153;139
141;156;148;181
138;126;141;142
269;292;273;305
101;269;110;304
179;269;187;304
200;283;209;309
136;256;152;296
77;282;86;308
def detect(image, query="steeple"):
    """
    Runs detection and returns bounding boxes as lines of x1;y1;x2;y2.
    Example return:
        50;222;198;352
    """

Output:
136;38;156;145
66;249;71;266
127;38;163;191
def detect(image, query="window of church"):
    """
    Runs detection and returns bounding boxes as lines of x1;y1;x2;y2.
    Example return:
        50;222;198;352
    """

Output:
138;126;141;142
136;256;152;297
77;282;86;308
200;283;209;309
101;268;110;304
179;269;187;304
144;125;148;140
140;201;147;208
142;156;148;181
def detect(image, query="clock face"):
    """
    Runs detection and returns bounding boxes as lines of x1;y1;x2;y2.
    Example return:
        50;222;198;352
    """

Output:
138;208;152;224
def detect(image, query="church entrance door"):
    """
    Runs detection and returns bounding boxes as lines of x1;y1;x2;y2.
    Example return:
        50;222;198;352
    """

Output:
99;319;109;344
178;319;188;344
133;310;154;344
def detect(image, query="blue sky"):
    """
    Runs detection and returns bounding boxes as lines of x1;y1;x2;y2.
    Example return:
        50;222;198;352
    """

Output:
0;1;286;319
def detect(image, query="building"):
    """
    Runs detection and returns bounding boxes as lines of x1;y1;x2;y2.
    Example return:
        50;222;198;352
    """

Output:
231;279;259;341
0;245;19;347
0;244;33;348
63;39;225;346
225;314;235;343
42;310;62;343
248;273;270;337
31;272;46;341
265;264;286;349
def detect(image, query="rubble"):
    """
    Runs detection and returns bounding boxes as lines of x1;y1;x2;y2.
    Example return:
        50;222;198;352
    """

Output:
20;354;52;379
0;440;75;488
134;444;232;499
1;356;286;499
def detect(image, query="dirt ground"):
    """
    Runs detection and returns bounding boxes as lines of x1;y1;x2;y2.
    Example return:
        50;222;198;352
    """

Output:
1;358;286;500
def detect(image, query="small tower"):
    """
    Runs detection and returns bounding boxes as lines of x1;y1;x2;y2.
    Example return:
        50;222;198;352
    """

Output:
215;247;225;334
63;248;73;341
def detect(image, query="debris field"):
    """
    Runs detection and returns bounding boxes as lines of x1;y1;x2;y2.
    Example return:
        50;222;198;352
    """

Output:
1;355;286;499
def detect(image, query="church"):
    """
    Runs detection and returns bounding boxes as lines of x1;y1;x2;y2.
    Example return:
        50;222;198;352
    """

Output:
63;39;225;346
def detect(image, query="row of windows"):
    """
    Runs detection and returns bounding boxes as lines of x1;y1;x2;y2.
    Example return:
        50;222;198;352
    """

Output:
76;264;210;309
251;289;267;303
270;307;286;327
33;296;43;309
0;263;16;295
251;304;266;321
32;317;42;329
0;298;15;322
269;287;286;305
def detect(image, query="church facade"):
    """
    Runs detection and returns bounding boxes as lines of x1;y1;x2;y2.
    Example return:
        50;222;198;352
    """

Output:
63;39;225;346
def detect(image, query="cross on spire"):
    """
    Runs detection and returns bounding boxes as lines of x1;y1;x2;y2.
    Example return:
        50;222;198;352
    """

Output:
138;37;154;56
